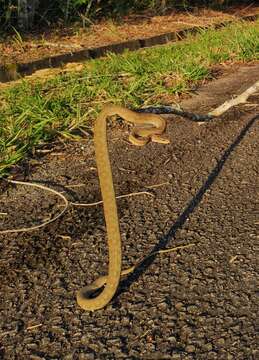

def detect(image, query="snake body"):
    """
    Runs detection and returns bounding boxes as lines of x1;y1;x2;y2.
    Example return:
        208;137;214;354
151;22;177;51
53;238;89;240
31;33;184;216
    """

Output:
76;105;169;311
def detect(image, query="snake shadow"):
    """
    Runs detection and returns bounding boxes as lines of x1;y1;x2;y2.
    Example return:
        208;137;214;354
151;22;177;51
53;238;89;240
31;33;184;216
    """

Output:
116;113;259;300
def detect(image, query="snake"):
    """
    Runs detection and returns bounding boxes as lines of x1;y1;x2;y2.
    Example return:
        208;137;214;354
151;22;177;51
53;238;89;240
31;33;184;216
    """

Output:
76;104;215;311
76;105;170;311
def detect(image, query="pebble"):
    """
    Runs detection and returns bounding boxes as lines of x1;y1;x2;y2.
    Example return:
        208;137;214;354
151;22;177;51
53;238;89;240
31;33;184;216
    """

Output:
175;302;184;311
185;345;196;353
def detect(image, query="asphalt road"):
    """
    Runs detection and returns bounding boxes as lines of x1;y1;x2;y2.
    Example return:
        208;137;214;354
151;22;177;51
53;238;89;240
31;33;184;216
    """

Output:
0;64;258;359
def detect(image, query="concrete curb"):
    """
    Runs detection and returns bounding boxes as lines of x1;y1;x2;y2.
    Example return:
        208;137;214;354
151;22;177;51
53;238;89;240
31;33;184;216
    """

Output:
0;14;258;83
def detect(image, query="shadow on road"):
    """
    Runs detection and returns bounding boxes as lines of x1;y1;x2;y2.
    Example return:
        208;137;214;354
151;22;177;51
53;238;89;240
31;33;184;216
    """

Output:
117;113;258;300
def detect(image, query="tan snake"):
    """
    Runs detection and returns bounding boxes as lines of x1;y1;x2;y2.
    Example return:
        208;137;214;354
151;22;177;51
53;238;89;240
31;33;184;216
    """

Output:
76;104;170;311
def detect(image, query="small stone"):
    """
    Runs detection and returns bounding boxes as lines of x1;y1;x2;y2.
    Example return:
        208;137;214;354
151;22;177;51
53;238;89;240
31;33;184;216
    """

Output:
158;302;167;311
180;327;192;342
196;332;205;339
232;325;240;333
64;355;74;360
226;354;234;360
146;343;156;351
203;343;213;351
79;354;92;360
50;326;66;335
168;336;177;344
81;335;89;345
121;317;130;326
187;305;199;314
175;302;184;311
216;338;225;346
171;355;181;360
26;343;38;351
185;345;195;353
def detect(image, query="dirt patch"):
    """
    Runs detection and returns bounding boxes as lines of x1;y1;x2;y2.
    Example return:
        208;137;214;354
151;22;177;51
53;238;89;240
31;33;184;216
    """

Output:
0;64;258;359
1;5;259;66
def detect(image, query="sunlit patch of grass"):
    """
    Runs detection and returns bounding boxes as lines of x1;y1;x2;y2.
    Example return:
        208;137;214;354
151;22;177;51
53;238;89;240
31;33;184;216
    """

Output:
0;19;258;177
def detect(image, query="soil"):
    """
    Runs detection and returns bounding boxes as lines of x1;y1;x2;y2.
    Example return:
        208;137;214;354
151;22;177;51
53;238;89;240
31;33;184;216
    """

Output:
0;64;258;359
1;5;259;67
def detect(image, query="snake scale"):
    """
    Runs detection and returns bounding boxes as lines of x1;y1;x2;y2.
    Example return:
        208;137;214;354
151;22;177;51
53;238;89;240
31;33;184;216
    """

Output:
76;104;214;311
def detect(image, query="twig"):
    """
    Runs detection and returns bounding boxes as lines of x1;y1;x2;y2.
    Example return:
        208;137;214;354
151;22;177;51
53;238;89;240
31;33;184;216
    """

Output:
0;180;68;234
139;329;151;339
30;41;82;49
145;182;170;189
26;323;43;331
120;243;196;279
156;243;195;255
118;167;136;173
71;191;154;207
35;149;53;154
209;80;259;117
57;235;71;240
176;21;202;27
138;80;259;122
229;255;238;264
233;3;254;16
65;183;87;188
49;152;64;156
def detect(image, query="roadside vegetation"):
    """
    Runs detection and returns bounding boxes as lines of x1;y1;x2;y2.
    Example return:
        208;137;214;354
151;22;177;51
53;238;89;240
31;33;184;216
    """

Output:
0;1;248;31
0;19;258;177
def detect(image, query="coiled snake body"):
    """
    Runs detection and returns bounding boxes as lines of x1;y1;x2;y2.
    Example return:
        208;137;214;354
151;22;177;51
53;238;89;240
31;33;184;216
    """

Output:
76;105;170;311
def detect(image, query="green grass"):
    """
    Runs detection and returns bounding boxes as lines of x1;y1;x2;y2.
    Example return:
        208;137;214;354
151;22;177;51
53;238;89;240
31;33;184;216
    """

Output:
0;19;258;177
